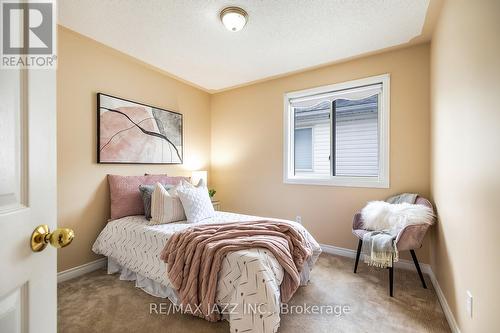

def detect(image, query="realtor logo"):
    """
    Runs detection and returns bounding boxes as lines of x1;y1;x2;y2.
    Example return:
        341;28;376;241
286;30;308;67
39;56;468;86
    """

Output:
1;0;56;68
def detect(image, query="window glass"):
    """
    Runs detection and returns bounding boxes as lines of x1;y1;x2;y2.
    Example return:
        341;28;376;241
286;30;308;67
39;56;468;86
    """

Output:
294;128;313;171
334;95;378;177
294;100;331;176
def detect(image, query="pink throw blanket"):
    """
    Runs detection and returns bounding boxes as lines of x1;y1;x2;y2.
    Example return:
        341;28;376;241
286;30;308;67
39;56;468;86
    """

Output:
160;220;312;321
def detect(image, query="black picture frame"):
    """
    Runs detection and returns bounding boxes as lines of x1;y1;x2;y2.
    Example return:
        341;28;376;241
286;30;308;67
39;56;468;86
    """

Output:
97;93;183;164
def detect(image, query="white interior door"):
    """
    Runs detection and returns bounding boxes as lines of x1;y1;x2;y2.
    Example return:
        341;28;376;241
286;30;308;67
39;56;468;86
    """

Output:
0;65;57;332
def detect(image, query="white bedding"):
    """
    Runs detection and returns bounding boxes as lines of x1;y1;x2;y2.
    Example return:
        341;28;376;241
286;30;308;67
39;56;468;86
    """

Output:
92;211;321;333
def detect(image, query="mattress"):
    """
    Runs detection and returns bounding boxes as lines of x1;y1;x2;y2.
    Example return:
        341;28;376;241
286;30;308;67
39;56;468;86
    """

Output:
92;211;321;333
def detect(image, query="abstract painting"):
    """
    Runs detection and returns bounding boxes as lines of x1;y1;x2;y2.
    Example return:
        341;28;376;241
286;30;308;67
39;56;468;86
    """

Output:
97;93;183;164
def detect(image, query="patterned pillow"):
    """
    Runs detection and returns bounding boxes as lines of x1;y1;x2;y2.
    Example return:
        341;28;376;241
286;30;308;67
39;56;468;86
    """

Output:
139;184;174;220
176;179;215;223
150;183;186;224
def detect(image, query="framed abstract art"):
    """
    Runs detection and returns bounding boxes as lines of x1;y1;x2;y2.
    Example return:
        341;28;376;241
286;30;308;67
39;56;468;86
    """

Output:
97;93;183;164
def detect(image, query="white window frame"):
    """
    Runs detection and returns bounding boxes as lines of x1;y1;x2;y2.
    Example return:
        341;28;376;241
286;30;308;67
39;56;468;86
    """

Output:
294;126;314;172
283;74;390;188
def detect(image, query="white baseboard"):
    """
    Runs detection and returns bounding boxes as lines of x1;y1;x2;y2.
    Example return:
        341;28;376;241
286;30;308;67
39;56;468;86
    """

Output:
426;267;461;333
320;243;460;333
57;258;107;283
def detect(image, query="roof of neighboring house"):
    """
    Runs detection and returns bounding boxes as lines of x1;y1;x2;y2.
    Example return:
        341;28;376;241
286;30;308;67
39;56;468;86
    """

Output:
295;95;378;123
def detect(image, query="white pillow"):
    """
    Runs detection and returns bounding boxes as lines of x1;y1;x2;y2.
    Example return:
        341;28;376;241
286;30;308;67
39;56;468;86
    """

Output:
176;179;215;223
150;183;186;225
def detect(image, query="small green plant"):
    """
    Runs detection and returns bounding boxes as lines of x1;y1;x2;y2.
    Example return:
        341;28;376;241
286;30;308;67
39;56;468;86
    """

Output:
208;189;216;199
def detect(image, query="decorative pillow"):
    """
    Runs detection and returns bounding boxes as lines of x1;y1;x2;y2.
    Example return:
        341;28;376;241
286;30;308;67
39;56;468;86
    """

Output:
176;179;215;223
144;174;190;184
163;176;190;185
150;183;186;224
108;174;173;220
108;175;188;220
139;184;174;220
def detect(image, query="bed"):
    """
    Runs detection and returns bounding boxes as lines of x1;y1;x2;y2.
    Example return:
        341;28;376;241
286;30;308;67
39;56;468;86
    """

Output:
92;211;322;333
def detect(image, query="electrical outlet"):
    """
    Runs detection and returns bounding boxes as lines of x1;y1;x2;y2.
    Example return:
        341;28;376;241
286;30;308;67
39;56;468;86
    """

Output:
295;216;302;224
466;290;473;318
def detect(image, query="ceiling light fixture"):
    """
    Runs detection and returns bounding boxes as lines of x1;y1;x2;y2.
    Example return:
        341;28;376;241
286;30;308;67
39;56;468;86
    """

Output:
220;7;248;32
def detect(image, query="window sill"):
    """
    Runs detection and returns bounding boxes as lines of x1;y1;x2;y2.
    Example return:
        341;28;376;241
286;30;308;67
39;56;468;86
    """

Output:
283;176;389;188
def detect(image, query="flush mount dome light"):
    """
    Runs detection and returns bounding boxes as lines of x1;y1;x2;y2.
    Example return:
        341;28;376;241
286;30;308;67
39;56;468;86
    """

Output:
220;7;248;32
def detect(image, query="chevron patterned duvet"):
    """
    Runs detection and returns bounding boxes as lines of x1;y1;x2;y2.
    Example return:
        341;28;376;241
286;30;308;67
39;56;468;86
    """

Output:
92;211;321;333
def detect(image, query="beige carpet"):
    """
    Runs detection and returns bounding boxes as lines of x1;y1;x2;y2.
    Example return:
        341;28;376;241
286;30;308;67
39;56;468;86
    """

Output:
58;253;450;333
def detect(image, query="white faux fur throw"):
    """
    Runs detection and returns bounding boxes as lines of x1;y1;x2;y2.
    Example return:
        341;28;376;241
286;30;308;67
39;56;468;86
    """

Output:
361;201;435;232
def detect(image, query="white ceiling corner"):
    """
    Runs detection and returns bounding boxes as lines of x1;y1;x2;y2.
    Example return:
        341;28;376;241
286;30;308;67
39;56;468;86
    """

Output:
58;0;430;91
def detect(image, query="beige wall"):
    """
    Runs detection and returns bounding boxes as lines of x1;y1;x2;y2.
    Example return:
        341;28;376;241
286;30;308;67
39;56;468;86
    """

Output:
430;1;500;331
211;43;432;263
57;27;211;272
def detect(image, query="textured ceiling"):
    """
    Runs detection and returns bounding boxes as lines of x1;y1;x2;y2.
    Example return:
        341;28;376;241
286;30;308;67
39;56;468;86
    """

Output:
58;0;430;91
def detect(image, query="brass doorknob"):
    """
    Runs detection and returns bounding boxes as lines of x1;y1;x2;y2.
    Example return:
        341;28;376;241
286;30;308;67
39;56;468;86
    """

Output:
30;224;75;252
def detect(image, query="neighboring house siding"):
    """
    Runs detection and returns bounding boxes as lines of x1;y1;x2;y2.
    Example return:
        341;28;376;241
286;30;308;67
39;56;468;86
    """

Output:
335;111;378;176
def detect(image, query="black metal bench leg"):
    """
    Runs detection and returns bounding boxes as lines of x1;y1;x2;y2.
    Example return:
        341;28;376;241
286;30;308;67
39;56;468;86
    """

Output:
389;265;394;297
354;239;362;273
410;249;427;289
388;253;394;297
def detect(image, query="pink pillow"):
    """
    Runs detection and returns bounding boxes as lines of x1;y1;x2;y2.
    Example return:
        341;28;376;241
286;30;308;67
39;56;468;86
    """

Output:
108;174;188;220
163;176;190;185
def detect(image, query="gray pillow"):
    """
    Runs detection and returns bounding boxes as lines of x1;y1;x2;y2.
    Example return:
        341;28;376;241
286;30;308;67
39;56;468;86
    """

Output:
139;184;174;220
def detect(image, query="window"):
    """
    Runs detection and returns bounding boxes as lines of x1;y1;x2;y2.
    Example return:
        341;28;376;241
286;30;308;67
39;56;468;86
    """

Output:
284;74;389;187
